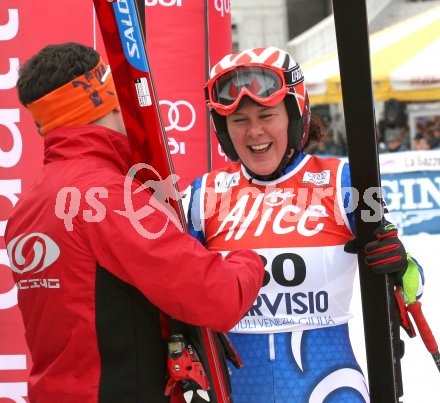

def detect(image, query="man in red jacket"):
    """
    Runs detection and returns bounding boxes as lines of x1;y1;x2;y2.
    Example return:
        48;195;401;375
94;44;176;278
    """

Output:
5;42;264;403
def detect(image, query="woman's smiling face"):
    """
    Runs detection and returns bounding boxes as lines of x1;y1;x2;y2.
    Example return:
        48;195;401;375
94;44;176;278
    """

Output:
226;99;289;176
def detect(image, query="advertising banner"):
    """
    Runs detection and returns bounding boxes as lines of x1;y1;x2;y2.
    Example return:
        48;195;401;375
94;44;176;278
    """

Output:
207;0;232;171
380;150;440;235
145;0;208;188
1;3;100;399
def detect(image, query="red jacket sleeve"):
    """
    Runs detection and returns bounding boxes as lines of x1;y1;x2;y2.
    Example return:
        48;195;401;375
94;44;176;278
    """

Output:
82;178;264;332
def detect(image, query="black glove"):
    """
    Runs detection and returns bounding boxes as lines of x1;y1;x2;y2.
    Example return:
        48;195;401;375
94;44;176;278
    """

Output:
345;220;408;281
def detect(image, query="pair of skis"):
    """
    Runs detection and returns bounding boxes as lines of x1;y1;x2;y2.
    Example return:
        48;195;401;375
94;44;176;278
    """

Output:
93;1;230;402
333;1;439;401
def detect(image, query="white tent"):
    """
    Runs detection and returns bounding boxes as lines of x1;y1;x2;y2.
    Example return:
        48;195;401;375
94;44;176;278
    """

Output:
302;5;440;104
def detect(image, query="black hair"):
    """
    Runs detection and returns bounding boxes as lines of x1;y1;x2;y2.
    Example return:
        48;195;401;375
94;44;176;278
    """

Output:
17;42;100;105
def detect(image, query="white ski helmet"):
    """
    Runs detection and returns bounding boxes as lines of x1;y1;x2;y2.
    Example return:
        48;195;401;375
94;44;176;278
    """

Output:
205;47;311;164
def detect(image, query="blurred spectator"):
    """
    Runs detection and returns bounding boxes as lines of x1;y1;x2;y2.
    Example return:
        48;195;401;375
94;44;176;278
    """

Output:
415;115;440;146
429;120;440;140
384;127;408;152
413;116;440;150
428;136;440;150
331;112;348;155
377;116;386;144
377;124;387;153
307;131;344;156
413;133;431;150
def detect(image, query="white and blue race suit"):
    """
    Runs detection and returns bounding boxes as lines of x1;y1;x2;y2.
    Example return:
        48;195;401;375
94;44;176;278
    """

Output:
186;151;423;403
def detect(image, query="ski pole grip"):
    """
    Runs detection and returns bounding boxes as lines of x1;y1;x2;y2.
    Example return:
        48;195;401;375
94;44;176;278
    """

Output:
407;301;439;353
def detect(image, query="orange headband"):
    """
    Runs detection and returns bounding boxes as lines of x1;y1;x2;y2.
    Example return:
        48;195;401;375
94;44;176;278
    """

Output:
26;58;119;135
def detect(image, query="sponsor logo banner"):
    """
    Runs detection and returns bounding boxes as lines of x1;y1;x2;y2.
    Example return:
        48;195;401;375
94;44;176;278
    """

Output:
382;170;440;235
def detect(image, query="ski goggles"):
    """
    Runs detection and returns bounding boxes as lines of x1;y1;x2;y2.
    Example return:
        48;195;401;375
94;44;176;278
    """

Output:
205;65;291;116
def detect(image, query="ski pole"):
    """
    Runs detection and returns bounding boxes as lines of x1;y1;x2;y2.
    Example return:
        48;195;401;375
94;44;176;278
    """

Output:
406;301;440;372
332;0;403;399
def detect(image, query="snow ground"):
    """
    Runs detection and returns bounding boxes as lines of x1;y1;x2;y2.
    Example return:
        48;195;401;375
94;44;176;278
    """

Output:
349;233;440;403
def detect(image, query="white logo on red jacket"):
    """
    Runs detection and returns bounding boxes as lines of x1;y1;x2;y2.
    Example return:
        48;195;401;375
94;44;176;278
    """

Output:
214;193;329;241
302;170;331;187
7;233;60;274
214;171;240;193
264;190;295;207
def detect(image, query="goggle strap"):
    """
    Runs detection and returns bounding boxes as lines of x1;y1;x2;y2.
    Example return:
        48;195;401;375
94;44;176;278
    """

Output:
204;85;210;104
284;64;304;88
